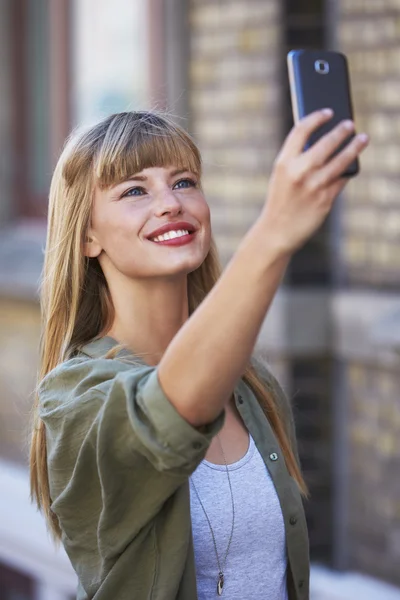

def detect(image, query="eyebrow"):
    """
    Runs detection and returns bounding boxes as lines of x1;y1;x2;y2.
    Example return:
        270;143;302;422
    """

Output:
126;168;191;182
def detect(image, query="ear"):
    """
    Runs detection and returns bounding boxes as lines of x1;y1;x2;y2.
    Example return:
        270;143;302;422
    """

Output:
83;229;102;258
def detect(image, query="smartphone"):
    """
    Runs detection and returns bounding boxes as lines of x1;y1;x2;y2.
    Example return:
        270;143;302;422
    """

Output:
287;49;359;177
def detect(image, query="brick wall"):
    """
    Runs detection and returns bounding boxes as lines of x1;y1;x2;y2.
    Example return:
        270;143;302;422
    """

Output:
346;362;400;586
338;0;400;288
292;357;334;562
188;0;283;265
337;0;400;585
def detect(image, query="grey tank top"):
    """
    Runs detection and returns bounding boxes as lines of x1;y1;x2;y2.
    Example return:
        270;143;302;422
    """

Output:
189;435;288;600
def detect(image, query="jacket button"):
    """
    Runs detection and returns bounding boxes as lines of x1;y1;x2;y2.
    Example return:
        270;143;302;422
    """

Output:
193;441;202;450
298;579;304;588
237;395;244;404
269;452;278;461
289;516;297;526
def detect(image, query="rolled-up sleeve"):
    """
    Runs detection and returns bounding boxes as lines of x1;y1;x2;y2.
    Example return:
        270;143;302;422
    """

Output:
132;368;225;469
40;356;225;480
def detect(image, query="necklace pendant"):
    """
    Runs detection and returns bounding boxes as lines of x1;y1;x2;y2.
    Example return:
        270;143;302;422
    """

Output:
217;572;224;596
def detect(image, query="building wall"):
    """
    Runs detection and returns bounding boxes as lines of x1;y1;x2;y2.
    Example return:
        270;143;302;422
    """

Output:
335;0;400;586
0;0;14;224
188;0;283;265
346;362;400;584
338;0;400;287
0;300;41;464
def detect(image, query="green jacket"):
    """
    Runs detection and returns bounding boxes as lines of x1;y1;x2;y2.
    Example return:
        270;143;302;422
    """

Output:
39;337;310;599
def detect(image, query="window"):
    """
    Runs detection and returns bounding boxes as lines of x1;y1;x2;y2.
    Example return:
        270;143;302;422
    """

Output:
72;0;149;126
10;0;71;219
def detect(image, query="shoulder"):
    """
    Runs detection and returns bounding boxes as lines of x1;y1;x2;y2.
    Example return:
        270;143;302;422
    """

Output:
38;355;151;418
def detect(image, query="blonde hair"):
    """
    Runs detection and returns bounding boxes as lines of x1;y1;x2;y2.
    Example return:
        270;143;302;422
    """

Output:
30;111;307;539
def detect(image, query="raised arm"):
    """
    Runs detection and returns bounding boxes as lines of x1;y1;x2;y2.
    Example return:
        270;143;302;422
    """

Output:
158;110;368;426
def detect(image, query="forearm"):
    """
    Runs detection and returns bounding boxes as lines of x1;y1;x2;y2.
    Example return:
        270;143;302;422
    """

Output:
158;219;289;426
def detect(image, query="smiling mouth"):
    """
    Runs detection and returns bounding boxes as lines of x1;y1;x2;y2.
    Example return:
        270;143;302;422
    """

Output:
150;229;190;243
147;228;196;247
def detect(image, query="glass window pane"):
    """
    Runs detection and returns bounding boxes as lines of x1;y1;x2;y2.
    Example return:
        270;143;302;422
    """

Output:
72;0;149;126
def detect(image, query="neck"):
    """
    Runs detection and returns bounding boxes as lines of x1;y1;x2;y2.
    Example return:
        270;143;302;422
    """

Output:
106;272;189;366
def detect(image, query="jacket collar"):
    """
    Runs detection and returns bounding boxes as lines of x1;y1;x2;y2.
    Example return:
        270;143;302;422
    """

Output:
79;336;135;360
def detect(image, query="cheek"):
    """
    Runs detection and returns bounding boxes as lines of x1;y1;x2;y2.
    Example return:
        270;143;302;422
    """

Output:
201;201;211;225
96;205;148;268
97;204;145;243
190;197;211;250
199;201;212;246
188;194;211;228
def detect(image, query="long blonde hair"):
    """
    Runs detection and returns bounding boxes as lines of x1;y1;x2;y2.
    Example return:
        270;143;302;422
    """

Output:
30;111;307;539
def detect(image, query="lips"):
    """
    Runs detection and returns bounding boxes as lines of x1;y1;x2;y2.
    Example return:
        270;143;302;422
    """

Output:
146;221;196;241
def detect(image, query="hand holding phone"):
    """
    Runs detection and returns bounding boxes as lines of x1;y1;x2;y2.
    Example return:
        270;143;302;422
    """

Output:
260;109;369;257
287;49;360;177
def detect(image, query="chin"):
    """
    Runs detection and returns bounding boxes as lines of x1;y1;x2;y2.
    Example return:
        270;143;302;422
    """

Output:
156;252;207;278
163;260;204;278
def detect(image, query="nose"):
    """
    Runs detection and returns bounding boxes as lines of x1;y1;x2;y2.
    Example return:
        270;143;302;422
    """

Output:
153;188;183;217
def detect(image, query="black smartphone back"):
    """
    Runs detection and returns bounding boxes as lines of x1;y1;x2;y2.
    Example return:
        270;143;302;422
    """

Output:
287;49;359;177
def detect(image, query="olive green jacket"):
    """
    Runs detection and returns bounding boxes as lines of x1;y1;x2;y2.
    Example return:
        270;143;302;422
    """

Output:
39;337;309;599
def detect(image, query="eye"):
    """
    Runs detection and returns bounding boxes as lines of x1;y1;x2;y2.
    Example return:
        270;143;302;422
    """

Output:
121;186;145;198
173;178;197;189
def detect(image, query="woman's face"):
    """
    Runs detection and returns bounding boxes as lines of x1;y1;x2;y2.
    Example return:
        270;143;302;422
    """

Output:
87;165;211;280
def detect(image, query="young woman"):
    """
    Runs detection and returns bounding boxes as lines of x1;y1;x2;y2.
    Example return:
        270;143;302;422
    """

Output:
30;110;368;600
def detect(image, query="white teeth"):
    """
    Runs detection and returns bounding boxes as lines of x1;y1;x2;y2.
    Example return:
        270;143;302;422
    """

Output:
152;229;190;242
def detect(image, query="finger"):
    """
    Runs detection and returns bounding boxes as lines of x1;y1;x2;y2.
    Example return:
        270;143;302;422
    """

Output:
307;171;347;209
279;109;334;159
315;133;369;186
326;177;348;202
302;119;355;168
309;177;348;220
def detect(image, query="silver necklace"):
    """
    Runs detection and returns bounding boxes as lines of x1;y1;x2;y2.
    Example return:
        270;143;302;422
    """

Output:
190;434;235;596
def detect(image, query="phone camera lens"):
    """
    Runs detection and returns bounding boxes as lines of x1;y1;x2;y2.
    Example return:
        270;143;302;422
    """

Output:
315;60;329;75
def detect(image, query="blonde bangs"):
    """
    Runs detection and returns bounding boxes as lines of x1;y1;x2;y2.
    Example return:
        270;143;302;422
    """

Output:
93;112;202;189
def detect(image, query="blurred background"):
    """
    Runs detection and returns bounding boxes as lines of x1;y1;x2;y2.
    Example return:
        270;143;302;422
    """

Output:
0;0;400;598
